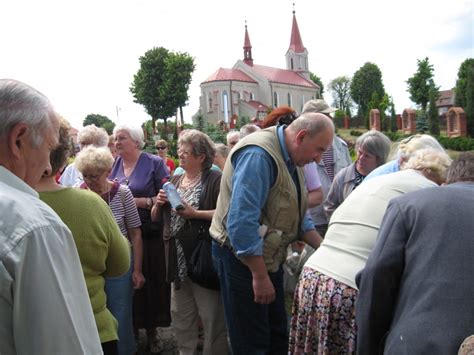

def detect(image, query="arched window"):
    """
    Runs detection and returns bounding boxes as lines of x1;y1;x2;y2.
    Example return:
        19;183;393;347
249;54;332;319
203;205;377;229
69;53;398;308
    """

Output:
207;92;213;112
290;58;294;70
222;91;229;113
273;92;279;107
287;93;292;107
250;92;255;100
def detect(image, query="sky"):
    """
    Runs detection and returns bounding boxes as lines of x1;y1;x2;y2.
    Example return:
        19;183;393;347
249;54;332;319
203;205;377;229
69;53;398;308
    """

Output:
1;0;472;130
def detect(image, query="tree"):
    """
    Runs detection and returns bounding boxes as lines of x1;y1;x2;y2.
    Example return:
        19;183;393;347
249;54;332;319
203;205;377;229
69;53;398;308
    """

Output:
310;72;324;97
350;62;385;125
427;86;440;136
83;113;115;134
454;58;474;136
465;66;474;136
328;76;352;114
454;58;474;108
130;47;195;133
407;57;437;112
162;51;195;126
390;101;398;133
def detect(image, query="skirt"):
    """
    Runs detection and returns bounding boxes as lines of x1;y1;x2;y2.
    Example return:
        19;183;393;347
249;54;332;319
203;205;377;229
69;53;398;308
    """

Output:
133;222;171;329
289;267;358;354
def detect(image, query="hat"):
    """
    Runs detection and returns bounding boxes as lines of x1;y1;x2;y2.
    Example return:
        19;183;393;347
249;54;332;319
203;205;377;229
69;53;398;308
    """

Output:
302;99;338;114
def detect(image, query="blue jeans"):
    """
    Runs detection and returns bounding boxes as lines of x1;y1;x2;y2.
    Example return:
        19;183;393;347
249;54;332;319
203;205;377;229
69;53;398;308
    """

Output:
212;242;288;355
105;252;135;355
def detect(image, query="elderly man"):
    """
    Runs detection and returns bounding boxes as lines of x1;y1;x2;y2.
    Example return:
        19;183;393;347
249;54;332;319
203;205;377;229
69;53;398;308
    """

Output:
210;112;334;354
0;79;102;353
302;99;352;236
356;152;474;354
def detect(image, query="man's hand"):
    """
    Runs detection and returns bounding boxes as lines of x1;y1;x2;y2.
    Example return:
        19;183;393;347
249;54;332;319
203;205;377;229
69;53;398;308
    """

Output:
252;273;275;304
241;255;276;304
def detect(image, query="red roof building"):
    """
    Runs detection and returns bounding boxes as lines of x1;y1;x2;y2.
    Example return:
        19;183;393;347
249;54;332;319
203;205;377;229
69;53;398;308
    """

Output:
198;9;320;124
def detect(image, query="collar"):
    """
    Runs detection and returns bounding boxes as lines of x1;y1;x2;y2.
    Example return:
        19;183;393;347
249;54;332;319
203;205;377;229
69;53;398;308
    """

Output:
0;165;39;198
277;125;296;174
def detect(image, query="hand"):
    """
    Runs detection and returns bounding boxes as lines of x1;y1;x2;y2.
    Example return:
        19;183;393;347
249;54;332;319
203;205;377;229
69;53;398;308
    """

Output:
174;201;196;219
155;189;168;207
252;273;275;304
132;270;146;289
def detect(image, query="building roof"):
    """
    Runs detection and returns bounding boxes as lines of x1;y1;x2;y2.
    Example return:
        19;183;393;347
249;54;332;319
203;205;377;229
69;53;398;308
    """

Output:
436;89;455;108
251;64;317;88
202;68;257;84
288;11;305;53
245;100;268;110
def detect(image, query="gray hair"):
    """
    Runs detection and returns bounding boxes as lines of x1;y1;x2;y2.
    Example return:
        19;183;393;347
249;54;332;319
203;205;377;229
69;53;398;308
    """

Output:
226;130;241;146
356;130;392;166
178;129;215;170
215;143;230;159
78;124;109;148
287;112;335;137
446;151;474;183
240;124;261;137
0;79;56;148
403;148;452;183
113;124;145;149
75;146;115;174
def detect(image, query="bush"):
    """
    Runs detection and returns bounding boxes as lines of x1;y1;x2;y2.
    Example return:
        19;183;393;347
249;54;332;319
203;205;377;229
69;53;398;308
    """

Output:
350;130;363;137
437;136;474;151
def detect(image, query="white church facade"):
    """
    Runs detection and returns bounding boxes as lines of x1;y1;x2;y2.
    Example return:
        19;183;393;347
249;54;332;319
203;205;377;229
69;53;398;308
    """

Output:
198;10;320;124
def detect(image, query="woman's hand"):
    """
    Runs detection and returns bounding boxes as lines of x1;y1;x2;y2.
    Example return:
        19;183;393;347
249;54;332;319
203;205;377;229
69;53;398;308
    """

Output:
155;189;168;207
132;270;146;290
175;201;197;219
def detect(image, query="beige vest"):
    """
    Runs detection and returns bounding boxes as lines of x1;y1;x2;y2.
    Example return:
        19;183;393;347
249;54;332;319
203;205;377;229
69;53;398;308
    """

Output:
210;126;307;272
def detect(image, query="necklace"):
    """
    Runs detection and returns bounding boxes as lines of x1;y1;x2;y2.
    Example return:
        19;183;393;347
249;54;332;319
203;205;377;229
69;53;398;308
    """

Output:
180;172;202;189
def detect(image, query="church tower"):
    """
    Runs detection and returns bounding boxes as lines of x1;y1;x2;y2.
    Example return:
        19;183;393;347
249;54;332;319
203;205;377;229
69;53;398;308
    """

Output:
286;7;309;79
243;21;253;66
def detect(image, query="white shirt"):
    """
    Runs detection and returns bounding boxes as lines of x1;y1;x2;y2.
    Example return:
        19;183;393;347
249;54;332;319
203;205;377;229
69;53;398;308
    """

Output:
0;166;102;354
59;163;83;187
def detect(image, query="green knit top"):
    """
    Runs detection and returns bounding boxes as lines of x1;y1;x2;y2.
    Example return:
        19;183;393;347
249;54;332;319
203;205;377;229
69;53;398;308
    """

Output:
40;187;131;343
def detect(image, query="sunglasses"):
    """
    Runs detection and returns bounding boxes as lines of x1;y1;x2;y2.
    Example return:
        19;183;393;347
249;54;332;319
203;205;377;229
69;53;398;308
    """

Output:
156;146;167;150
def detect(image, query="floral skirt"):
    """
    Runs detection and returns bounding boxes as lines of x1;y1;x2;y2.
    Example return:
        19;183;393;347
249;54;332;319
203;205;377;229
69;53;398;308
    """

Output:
288;267;358;354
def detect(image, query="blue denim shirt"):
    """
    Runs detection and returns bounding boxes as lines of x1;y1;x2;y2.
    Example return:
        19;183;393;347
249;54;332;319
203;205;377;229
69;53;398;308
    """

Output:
364;159;400;182
226;125;315;257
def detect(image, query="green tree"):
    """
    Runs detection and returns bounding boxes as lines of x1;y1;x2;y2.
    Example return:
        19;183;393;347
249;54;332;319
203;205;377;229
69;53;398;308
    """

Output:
415;110;428;133
428;86;440;136
350;62;385;125
390;101;398;132
454;58;474;108
83;113;115;134
465;66;474;136
454;58;474;136
328;76;352;114
130;47;195;133
162;51;196;126
407;57;438;112
310;72;324;97
193;112;207;132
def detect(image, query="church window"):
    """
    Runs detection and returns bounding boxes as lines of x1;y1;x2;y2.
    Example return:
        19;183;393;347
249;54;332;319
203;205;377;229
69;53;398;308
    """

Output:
290;58;294;70
273;92;279;107
207;92;213;112
250;92;254;100
222;91;229;113
287;93;292;107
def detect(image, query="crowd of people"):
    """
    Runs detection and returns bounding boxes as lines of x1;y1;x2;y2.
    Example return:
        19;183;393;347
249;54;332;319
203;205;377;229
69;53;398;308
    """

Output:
1;78;473;355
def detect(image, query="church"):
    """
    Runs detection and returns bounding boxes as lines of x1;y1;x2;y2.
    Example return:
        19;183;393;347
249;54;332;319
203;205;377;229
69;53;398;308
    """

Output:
198;10;320;125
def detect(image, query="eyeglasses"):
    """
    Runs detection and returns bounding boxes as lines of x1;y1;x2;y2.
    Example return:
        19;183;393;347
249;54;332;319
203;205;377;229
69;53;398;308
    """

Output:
156;146;167;150
177;149;192;157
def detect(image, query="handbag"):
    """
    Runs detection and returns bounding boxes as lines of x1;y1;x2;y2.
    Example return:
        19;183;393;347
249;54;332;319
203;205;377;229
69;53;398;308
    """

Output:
187;224;220;290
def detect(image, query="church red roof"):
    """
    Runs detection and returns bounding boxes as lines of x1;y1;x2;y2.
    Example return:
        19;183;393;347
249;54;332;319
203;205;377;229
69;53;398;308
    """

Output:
202;68;257;83
251;64;317;88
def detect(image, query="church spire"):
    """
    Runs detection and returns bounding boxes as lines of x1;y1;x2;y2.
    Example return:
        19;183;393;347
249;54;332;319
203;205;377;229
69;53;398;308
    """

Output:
243;20;253;66
288;5;304;53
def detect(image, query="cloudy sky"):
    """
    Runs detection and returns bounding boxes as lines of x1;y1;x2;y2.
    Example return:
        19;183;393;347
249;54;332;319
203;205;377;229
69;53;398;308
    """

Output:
1;0;472;129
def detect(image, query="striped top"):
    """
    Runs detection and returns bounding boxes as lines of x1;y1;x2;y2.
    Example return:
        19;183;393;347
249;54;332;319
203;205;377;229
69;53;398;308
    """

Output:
322;145;335;181
108;183;142;238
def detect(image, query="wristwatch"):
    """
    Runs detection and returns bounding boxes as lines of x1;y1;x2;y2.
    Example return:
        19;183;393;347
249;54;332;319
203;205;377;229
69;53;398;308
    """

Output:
146;197;152;209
